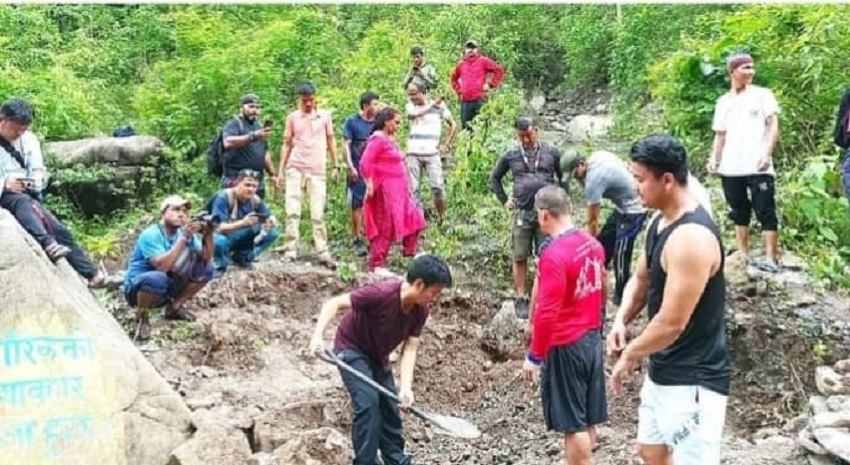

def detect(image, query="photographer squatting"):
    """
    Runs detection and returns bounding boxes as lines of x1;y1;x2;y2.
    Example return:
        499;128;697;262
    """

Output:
211;168;280;272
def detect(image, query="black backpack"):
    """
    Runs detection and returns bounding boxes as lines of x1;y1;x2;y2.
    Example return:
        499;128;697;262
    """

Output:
206;117;243;177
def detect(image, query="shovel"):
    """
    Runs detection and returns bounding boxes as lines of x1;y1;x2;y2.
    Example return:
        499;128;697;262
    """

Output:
317;350;481;439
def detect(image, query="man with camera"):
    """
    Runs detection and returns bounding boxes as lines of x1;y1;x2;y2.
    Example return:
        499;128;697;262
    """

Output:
123;195;215;341
0;97;115;288
212;169;279;271
222;93;276;200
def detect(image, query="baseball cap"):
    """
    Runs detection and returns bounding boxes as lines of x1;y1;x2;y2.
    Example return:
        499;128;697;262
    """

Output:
464;40;478;49
559;152;584;190
160;195;191;213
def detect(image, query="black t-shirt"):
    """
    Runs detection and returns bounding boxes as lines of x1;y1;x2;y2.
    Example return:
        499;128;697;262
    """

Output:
488;141;563;211
222;116;268;180
644;206;731;395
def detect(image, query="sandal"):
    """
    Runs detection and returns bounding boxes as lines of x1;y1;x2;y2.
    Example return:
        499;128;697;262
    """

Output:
164;306;196;322
44;242;71;261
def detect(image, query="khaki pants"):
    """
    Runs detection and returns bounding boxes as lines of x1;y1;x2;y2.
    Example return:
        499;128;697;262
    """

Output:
283;168;329;257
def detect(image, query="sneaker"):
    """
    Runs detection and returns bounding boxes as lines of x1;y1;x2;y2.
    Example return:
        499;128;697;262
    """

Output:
753;258;781;274
373;267;398;278
515;296;530;319
44;242;71;261
353;239;368;257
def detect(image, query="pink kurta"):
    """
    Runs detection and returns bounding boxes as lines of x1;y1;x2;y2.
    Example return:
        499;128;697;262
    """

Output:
359;133;426;242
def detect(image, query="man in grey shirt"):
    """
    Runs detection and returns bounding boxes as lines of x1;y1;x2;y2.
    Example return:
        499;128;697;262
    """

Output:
402;46;438;93
562;150;648;306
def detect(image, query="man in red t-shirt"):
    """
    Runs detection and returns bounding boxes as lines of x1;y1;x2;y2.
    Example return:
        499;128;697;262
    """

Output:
450;40;505;133
308;254;452;465
523;185;608;465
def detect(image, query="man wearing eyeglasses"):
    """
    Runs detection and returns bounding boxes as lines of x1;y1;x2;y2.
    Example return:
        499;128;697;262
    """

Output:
488;117;563;320
211;169;279;271
222;94;275;200
275;83;340;269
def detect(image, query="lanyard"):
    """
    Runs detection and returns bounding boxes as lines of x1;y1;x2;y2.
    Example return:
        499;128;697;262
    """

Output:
520;145;540;172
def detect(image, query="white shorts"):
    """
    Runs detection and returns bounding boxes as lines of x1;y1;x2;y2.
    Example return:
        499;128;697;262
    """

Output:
636;375;728;465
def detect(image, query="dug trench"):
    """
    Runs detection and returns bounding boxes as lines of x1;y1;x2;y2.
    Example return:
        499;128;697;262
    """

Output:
102;252;850;465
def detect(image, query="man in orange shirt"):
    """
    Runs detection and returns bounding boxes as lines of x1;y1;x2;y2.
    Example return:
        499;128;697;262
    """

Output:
275;83;341;269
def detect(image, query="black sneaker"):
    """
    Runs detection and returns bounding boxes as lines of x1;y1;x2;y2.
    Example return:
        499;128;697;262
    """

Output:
515;296;530;319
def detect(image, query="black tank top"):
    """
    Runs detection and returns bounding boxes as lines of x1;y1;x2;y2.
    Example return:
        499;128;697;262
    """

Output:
645;205;731;395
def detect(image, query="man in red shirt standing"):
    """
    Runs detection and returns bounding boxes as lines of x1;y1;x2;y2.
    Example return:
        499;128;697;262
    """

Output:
450;40;505;133
308;254;452;465
523;185;608;465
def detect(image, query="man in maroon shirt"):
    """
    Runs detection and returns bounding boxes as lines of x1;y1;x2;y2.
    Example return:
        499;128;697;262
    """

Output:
308;254;452;465
523;185;608;465
450;40;505;133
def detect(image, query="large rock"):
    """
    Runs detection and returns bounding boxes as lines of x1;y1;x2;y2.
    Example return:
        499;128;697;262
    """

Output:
481;301;526;361
43;136;167;217
167;424;252;465
813;427;850;462
816;366;850;396
564;114;612;142
269;428;350;465
0;210;192;465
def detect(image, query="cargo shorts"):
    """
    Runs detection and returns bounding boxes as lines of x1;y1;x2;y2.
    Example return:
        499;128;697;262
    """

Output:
511;209;544;262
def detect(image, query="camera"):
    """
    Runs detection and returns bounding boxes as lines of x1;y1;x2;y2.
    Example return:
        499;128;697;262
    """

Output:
192;211;221;229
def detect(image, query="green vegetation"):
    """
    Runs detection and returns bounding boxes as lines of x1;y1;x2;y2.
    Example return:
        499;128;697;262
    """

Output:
2;4;849;287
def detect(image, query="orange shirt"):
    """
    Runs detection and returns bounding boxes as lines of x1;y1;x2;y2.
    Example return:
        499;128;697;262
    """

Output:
285;109;334;175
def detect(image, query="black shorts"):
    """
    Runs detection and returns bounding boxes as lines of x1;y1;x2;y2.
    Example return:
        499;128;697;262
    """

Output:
540;330;608;434
720;174;778;231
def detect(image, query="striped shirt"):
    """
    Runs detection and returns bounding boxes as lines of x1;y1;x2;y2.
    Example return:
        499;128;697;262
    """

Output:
406;100;451;155
583;150;645;214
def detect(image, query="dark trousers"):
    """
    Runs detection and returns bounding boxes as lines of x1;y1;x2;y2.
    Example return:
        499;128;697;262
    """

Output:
0;193;97;279
720;174;778;231
597;210;648;306
460;98;485;133
335;349;410;465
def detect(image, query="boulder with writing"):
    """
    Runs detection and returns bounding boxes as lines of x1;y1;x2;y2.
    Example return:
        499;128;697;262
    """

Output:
0;209;192;465
43;135;168;217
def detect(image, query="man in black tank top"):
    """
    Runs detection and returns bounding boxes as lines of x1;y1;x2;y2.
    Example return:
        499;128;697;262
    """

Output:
606;134;731;465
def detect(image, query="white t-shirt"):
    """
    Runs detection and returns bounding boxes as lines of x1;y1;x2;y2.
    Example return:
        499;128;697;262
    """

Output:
406;100;451;155
712;85;780;177
688;173;713;218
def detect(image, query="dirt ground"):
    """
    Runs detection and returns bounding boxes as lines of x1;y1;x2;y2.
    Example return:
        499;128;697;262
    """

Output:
99;245;850;464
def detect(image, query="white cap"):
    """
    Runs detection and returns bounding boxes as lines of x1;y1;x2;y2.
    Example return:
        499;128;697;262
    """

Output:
159;195;191;213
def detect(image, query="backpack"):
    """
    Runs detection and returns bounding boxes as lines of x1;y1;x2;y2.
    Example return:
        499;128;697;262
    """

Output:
202;188;262;221
206;117;244;177
112;126;136;138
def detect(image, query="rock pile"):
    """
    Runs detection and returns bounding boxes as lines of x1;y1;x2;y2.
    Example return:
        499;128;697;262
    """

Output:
796;359;850;464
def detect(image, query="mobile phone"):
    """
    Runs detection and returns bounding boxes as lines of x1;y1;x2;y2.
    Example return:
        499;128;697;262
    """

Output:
263;119;274;129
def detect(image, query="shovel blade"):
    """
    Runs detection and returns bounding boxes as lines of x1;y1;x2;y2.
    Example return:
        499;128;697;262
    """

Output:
418;411;481;439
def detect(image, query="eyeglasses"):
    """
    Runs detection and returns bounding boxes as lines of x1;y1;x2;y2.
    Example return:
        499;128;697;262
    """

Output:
237;169;261;179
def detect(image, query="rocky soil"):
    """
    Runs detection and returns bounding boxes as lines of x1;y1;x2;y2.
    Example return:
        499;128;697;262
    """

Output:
96;246;850;465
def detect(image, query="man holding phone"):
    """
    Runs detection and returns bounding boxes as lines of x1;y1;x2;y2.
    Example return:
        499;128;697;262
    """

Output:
222;93;276;200
211;169;280;272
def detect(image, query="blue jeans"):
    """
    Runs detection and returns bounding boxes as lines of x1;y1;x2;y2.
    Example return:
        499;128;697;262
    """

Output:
213;224;280;270
124;261;213;308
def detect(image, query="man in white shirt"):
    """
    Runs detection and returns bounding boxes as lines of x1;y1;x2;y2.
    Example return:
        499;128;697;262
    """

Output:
405;83;457;224
707;52;781;273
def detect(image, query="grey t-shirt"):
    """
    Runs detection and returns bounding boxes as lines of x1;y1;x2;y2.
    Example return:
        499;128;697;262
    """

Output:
583;150;645;214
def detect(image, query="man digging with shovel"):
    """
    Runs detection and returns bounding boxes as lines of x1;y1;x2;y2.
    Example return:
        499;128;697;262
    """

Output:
309;254;453;465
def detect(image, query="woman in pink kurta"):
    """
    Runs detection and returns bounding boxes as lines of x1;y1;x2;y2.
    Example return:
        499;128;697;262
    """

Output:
359;107;427;274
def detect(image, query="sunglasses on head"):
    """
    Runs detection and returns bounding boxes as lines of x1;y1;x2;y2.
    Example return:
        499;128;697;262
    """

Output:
238;169;261;180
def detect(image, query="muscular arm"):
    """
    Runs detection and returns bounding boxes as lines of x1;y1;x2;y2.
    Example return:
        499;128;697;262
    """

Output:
613;253;649;327
149;235;190;272
223;133;255;150
622;225;719;360
310;293;353;342
398;336;421;393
